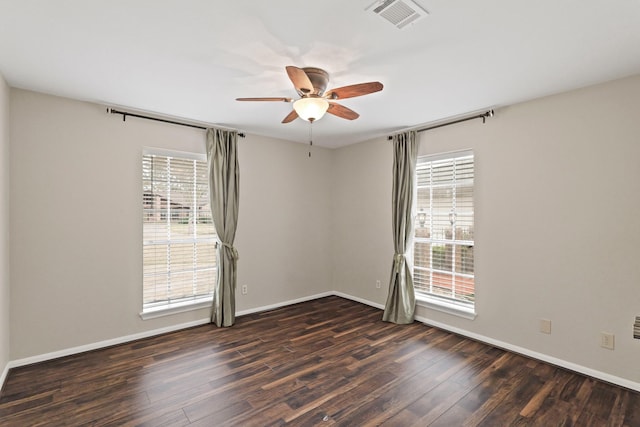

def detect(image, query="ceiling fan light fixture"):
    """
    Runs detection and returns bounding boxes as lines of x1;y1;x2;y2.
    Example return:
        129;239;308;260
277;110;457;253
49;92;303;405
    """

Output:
293;97;329;122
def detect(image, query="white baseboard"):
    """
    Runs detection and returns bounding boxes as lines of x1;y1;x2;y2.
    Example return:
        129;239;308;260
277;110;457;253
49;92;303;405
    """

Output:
0;361;9;393
333;291;385;310
4;291;639;394
236;291;334;316
334;291;640;393
413;314;640;393
6;318;212;371
5;291;335;373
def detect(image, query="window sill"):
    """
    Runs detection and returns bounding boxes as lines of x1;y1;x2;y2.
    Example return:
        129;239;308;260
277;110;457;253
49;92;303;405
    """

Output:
415;294;477;320
140;298;212;320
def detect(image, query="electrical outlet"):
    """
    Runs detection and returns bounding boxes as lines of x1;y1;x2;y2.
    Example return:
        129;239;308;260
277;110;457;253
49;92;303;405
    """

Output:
376;280;381;289
539;319;551;334
601;332;615;350
241;285;248;295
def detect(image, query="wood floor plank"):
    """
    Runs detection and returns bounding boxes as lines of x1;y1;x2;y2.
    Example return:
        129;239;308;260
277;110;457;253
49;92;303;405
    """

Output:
1;296;638;426
401;352;519;426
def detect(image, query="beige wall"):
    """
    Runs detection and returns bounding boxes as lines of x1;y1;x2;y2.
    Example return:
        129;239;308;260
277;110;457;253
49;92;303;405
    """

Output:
331;138;393;303
0;74;10;379
9;89;332;359
332;74;640;384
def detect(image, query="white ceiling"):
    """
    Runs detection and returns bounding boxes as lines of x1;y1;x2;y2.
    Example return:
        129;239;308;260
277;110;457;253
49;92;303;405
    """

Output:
1;0;640;148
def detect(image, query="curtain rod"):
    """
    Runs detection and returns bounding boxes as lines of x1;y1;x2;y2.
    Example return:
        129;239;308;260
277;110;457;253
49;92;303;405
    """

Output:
107;108;245;137
387;109;494;140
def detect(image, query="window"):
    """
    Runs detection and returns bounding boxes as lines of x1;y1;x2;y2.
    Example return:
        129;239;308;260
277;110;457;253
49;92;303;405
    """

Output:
142;149;217;315
413;150;475;313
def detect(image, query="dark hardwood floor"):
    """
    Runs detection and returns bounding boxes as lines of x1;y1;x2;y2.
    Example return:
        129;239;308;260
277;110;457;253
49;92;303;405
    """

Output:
1;296;639;426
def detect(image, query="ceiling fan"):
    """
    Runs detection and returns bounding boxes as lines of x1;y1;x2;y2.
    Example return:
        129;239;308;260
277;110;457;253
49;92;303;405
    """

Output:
236;66;383;123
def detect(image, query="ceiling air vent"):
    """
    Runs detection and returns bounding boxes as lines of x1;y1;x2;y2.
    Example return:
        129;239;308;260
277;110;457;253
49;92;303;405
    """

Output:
367;0;429;30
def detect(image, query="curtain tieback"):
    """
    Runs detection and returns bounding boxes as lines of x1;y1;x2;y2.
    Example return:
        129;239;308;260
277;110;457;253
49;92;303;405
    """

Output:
394;253;405;273
219;241;239;260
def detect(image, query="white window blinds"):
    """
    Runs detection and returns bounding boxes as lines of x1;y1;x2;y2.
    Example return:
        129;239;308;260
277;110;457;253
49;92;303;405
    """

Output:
414;150;475;307
142;151;217;312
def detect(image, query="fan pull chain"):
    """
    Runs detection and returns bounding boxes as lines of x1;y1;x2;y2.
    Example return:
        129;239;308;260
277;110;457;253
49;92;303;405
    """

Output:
308;120;313;158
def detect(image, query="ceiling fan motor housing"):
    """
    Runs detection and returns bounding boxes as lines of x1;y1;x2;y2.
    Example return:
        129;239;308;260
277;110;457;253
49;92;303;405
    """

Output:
302;67;329;96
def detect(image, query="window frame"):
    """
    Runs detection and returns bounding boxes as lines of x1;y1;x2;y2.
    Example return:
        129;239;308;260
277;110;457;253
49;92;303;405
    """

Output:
140;148;217;319
413;149;477;320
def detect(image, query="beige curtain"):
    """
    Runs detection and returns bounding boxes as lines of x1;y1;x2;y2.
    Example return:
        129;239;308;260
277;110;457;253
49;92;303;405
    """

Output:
383;131;418;324
206;128;239;327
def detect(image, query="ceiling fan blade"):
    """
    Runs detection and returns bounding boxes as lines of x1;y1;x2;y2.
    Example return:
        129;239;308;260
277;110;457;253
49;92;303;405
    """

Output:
327;103;359;120
236;97;292;102
325;82;383;100
282;109;299;123
286;66;314;95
